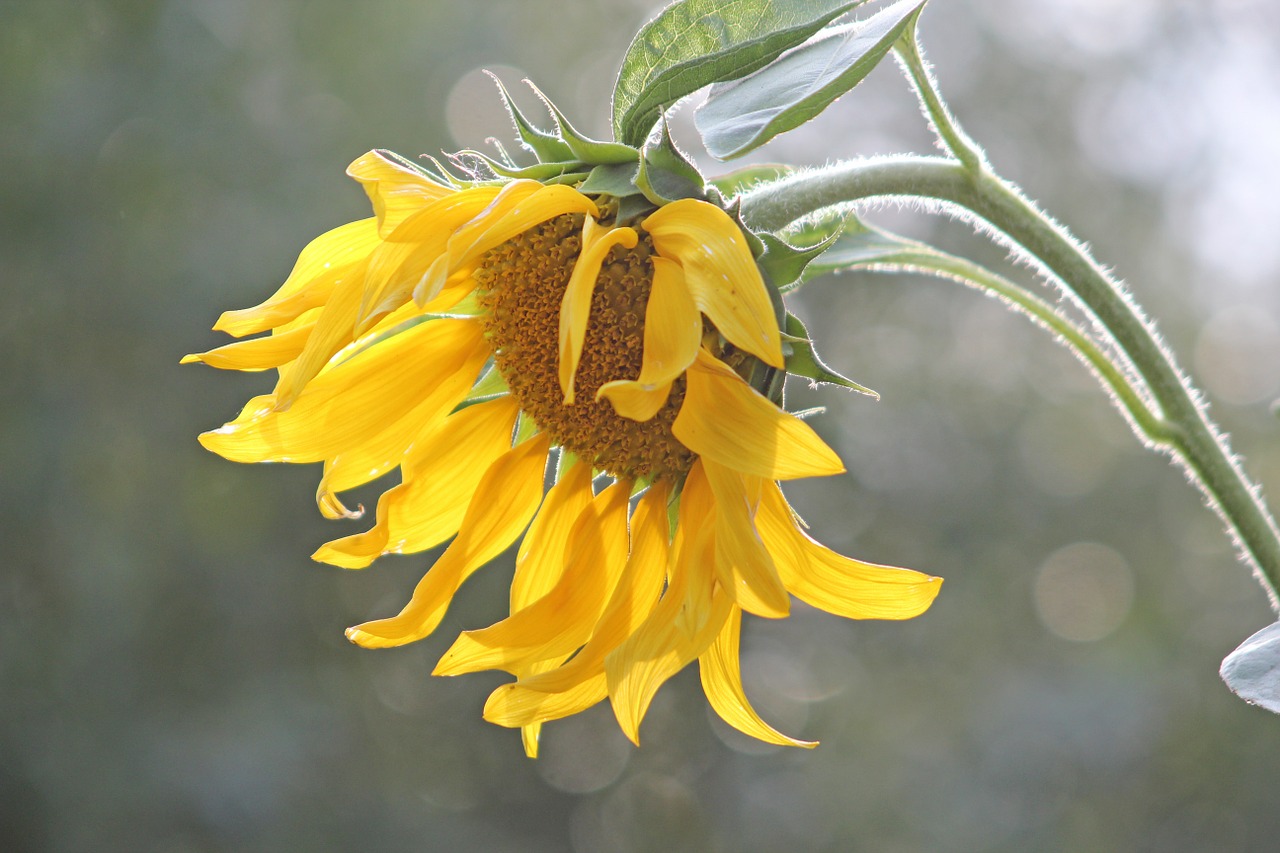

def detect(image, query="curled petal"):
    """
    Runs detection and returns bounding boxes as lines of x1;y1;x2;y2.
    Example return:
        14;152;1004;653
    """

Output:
758;481;943;619
482;482;671;728
346;150;454;236
702;459;790;618
673;349;844;480
345;433;552;648
596;257;700;421
213;219;378;338
644;199;783;368
699;607;816;748
312;396;520;566
435;479;633;676
449;182;599;269
357;188;502;330
606;475;731;745
181;323;313;372
558;219;639;403
200;318;486;464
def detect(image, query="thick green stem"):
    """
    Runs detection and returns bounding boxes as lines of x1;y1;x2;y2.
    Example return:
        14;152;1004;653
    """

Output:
741;157;1280;605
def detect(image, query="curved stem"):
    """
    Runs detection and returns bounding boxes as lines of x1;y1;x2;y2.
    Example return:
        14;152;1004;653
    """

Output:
841;249;1174;448
742;157;1280;604
893;28;984;172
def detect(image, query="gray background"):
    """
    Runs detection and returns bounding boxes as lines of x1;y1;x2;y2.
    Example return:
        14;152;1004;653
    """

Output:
5;1;1280;850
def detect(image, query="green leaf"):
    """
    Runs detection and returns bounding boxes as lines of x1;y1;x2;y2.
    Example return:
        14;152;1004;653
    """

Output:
613;0;869;147
1221;622;1280;714
695;0;928;159
635;115;707;204
783;312;878;397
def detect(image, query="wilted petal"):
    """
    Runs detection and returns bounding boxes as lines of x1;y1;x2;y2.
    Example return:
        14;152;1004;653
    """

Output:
702;459;790;618
181;323;313;372
758;481;943;619
346;150;454;236
312;396;520;565
213;219;378;338
482;482;671;728
345;433;552;648
509;461;595;609
606;476;731;745
644;199;783;368
200;318;486;464
435;479;632;675
596;256;700;421
558;218;639;403
699;607;816;748
674;349;844;480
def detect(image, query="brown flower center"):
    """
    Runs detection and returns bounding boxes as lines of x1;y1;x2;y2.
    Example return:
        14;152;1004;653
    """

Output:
474;214;696;482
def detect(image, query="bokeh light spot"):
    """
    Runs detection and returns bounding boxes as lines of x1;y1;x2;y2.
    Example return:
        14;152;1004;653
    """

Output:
1034;542;1135;642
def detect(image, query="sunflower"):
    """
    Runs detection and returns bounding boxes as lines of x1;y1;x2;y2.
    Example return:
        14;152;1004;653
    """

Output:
188;142;941;756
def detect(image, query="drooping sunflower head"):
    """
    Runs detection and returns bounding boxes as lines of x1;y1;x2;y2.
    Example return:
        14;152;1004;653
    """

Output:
186;79;941;756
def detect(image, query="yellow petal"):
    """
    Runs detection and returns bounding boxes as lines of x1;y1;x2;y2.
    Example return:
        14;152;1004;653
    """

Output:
758;481;943;619
594;378;675;423
558;219;639;403
213;219;378;337
357;187;502;330
181;323;313;371
509;461;595;609
270;260;369;408
606;483;732;745
482;482;672;728
448;182;599;271
346;150;453;236
596;257;700;421
487;672;609;732
673;349;845;480
200;318;486;464
434;479;633;676
643;199;783;368
345;432;552;648
698;607;816;748
313;397;520;567
702;459;790;618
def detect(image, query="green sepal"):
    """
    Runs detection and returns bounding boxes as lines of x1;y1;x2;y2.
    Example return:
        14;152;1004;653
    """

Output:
798;216;930;282
616;193;659;225
723;197;767;260
756;231;840;294
451;149;584;182
526;80;639;166
412;152;465;188
783;311;878;398
578;162;643;198
488;73;578;164
514;411;541;444
452;362;512;413
635;114;707;204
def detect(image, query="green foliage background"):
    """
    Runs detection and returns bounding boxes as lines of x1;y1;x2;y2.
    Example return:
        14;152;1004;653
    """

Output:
4;1;1280;850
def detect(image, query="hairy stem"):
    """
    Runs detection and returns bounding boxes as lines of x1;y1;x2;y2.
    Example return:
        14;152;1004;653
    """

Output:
742;157;1280;604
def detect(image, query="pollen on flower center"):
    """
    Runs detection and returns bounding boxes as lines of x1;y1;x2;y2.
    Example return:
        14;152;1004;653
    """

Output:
475;213;695;482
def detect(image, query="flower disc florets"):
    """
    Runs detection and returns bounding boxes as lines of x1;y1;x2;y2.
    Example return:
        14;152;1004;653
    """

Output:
476;213;695;482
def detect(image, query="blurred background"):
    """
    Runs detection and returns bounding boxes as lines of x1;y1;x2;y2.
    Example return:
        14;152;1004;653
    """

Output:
5;0;1280;850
